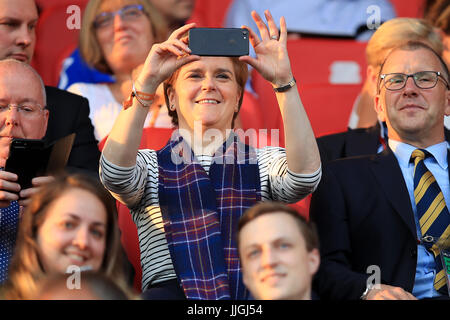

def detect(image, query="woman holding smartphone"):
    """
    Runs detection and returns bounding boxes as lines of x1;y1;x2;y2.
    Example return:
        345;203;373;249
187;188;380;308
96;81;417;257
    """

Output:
100;10;321;300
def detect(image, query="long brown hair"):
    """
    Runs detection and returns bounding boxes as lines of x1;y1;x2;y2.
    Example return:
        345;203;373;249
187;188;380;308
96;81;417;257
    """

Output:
3;173;126;299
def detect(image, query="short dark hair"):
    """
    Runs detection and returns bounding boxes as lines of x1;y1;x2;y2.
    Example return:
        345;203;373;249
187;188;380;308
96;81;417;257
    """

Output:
237;202;319;252
377;40;450;93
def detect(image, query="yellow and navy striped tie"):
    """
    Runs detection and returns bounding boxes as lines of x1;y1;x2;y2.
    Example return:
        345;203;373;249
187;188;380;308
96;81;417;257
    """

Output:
411;149;450;292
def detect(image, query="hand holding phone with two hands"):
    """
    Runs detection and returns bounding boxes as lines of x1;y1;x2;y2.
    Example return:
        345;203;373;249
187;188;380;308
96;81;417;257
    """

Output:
0;137;54;209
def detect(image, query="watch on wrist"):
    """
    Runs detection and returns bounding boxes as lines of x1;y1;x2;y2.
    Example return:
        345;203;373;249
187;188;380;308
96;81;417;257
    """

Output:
273;78;296;92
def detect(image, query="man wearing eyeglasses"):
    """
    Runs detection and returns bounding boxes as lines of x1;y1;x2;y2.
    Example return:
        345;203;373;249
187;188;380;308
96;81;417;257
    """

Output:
0;0;100;173
310;41;450;300
316;18;450;166
0;0;100;283
0;59;51;283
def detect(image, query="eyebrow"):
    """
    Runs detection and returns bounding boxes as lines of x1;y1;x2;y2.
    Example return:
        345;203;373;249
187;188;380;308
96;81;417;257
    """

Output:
185;68;234;74
243;236;293;250
0;17;38;24
67;214;106;228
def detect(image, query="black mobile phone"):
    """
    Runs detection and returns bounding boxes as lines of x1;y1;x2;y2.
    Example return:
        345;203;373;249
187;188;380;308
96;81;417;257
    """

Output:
188;28;249;57
3;133;75;189
4;138;50;189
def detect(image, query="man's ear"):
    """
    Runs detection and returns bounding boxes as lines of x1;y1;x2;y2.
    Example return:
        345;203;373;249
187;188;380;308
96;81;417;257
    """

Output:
308;248;320;276
374;94;387;122
41;109;49;138
445;89;450;117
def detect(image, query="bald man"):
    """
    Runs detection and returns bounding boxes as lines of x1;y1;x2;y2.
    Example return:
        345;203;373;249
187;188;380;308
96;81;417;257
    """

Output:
0;0;100;174
0;59;54;282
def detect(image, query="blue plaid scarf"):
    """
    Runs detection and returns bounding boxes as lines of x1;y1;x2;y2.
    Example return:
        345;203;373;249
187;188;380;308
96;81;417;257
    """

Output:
157;130;261;300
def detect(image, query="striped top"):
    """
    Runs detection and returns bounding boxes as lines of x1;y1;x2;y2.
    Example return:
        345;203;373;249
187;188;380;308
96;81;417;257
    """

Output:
100;146;321;291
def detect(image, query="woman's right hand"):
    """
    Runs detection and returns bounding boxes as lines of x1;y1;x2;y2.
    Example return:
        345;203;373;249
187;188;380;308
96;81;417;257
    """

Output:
135;23;200;93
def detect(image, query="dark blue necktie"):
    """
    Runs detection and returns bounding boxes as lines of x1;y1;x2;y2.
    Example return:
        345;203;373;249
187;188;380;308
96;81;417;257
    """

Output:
0;201;19;284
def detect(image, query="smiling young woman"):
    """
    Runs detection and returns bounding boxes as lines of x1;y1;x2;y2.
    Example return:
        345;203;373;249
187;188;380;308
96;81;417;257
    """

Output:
2;173;128;300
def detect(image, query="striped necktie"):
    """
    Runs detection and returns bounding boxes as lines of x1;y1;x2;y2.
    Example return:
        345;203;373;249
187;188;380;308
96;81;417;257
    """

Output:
0;201;20;284
411;149;450;292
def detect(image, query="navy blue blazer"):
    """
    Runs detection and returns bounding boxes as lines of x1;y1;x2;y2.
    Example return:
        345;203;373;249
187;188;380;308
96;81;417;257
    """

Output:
317;123;450;164
310;148;450;300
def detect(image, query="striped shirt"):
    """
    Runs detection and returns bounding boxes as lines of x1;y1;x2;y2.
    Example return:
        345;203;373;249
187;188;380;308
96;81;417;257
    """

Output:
100;146;321;290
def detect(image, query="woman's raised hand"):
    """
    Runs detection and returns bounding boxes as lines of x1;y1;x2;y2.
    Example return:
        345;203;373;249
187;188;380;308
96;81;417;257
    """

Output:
239;10;294;87
135;23;200;93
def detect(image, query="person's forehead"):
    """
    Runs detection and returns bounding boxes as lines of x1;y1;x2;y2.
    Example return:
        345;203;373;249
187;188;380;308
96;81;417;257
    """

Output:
0;0;38;21
0;67;44;103
180;56;235;72
383;48;442;73
240;212;304;245
46;188;107;226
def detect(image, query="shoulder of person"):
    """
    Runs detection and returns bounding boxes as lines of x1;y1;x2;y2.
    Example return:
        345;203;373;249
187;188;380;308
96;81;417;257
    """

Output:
325;151;383;174
45;85;89;104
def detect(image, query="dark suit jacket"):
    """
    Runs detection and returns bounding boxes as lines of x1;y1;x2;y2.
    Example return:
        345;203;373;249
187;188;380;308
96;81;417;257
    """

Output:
317;122;450;164
44;86;100;175
310;148;450;300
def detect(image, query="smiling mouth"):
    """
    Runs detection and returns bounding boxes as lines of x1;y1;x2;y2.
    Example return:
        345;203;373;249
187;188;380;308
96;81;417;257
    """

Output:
196;99;220;105
400;104;424;111
261;273;285;284
66;252;88;264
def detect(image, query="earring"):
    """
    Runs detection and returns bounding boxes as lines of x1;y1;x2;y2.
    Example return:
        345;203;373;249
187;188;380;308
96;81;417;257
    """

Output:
170;105;175;111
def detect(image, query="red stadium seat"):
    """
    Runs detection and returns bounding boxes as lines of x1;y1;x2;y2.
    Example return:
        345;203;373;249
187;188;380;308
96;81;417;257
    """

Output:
238;90;264;132
251;38;367;143
99;127;174;292
32;2;88;86
390;0;425;17
187;0;233;27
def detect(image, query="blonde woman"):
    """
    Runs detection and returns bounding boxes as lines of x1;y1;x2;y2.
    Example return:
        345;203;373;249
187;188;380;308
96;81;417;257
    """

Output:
67;0;170;141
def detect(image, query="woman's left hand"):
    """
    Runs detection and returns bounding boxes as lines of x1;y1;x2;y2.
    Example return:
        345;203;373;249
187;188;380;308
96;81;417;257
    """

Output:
239;10;294;87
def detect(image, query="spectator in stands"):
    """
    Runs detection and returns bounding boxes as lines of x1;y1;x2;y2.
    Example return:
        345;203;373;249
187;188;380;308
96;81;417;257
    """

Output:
317;18;449;165
66;0;171;142
100;10;321;299
349;18;446;129
238;202;320;300
0;59;72;283
311;41;450;300
34;271;131;300
225;0;396;41
58;0;196;91
0;0;100;174
148;0;195;35
2;173;128;299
